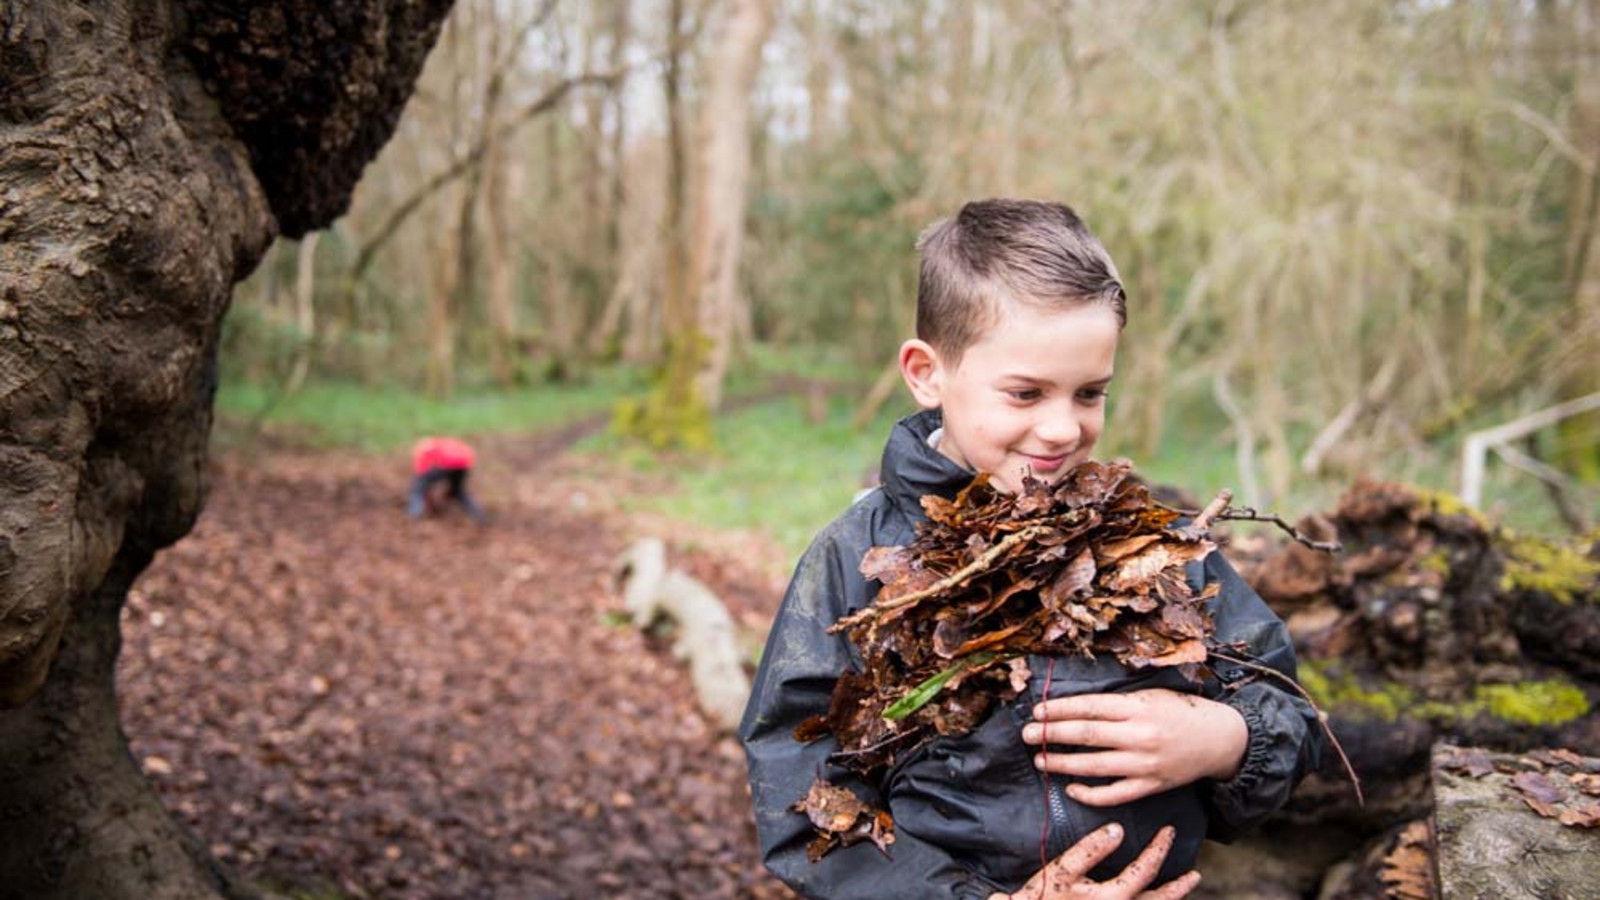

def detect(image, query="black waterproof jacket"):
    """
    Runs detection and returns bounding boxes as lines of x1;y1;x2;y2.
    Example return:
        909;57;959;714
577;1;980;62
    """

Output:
739;410;1325;900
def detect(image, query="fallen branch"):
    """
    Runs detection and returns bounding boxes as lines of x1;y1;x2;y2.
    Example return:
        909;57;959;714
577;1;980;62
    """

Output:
1459;391;1600;508
344;67;627;299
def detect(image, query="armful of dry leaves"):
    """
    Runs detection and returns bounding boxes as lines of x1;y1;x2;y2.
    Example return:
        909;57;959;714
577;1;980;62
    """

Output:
790;459;1357;861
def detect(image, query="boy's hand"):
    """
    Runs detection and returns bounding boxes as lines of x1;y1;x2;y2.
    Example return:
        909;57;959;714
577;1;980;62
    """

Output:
986;824;1201;900
1021;689;1249;806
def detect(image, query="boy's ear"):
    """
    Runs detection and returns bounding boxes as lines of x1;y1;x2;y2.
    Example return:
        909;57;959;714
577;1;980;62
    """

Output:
898;339;944;409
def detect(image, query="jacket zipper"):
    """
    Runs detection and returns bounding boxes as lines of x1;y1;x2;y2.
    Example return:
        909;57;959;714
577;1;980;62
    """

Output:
1035;655;1077;860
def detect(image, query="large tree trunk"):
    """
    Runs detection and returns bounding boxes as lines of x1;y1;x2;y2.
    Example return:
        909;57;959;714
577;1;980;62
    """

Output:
0;552;254;900
0;1;452;896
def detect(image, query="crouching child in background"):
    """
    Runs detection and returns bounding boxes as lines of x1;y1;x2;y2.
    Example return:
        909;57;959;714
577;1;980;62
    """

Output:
408;435;487;525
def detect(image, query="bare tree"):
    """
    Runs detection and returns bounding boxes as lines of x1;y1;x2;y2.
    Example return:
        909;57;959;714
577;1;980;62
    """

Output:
686;0;778;409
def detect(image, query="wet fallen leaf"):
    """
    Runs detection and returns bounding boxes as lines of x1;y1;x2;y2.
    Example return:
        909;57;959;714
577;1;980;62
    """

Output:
1512;770;1567;806
1439;746;1495;779
818;461;1223;782
1558;802;1600;828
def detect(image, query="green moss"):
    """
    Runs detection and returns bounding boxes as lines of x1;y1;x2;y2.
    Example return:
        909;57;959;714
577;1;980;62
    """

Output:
1476;680;1591;726
1298;661;1412;722
1499;535;1600;605
610;390;716;452
1300;661;1590;727
1414;487;1494;531
611;334;717;452
1417;549;1452;576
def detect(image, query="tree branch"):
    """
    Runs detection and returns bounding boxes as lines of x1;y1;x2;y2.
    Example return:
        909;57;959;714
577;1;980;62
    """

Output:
345;67;627;295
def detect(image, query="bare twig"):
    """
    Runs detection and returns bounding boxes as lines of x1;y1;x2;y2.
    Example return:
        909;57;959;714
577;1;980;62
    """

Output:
1460;391;1600;508
1191;489;1232;532
1496;441;1593;534
1206;648;1364;807
1216;506;1343;554
1301;352;1400;476
1165;489;1232;543
826;726;925;767
345;68;627;294
1154;496;1342;554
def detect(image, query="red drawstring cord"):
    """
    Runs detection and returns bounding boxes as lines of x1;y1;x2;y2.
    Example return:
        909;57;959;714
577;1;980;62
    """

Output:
1038;656;1057;896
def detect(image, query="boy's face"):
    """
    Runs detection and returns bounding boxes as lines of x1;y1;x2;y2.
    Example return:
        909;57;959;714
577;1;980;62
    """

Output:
900;300;1119;495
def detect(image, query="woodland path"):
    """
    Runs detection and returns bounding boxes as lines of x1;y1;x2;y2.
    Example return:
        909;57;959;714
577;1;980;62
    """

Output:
118;441;795;900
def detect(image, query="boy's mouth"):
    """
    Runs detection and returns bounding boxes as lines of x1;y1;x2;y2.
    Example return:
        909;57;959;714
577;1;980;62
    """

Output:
1021;453;1069;473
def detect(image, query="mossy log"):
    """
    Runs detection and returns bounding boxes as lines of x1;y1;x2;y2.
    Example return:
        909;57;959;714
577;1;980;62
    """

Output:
1238;481;1599;831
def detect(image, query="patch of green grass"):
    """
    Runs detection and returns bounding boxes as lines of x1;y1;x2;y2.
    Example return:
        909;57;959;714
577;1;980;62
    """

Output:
580;390;918;559
216;350;1593;564
216;368;649;453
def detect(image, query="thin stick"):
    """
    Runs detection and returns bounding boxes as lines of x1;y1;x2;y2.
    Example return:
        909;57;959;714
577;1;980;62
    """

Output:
1215;507;1343;553
830;525;1048;632
1168;489;1233;542
1206;649;1364;807
1190;489;1233;532
826;726;924;767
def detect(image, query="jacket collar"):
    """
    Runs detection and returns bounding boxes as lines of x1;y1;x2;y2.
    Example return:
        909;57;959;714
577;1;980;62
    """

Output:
879;409;976;519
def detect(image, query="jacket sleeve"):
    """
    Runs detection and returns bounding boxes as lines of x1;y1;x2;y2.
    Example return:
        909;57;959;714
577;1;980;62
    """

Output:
739;519;998;900
1198;551;1326;840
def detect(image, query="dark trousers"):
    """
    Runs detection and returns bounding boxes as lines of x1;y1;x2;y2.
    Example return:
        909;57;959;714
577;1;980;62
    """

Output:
408;467;486;523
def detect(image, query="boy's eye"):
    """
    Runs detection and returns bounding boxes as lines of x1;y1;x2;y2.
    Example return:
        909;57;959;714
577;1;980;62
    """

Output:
1006;388;1042;402
1077;388;1109;403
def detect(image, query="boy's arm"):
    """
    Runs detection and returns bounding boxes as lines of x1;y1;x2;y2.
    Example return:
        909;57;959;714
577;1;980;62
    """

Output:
739;525;998;900
1197;550;1327;840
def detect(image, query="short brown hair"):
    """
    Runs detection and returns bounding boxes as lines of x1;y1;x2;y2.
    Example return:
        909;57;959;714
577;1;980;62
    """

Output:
915;199;1126;364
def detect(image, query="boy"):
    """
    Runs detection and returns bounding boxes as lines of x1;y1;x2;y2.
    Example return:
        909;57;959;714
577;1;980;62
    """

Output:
407;435;487;524
739;200;1323;900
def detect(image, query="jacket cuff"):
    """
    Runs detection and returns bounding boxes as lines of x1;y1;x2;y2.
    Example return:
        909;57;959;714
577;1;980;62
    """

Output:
1208;689;1272;817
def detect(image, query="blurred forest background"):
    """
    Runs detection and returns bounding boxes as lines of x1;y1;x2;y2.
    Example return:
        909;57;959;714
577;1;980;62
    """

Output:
218;0;1600;552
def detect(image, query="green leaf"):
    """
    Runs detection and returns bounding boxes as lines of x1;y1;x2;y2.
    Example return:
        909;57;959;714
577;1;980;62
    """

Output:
882;652;996;721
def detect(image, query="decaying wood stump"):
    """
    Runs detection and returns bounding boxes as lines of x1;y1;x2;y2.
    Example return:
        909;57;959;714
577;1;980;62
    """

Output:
1192;481;1600;899
1236;481;1599;831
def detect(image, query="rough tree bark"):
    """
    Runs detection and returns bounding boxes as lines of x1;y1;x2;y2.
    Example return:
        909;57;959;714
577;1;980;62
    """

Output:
0;1;453;897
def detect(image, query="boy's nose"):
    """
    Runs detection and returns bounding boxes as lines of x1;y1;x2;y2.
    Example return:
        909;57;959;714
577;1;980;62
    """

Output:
1034;410;1082;448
